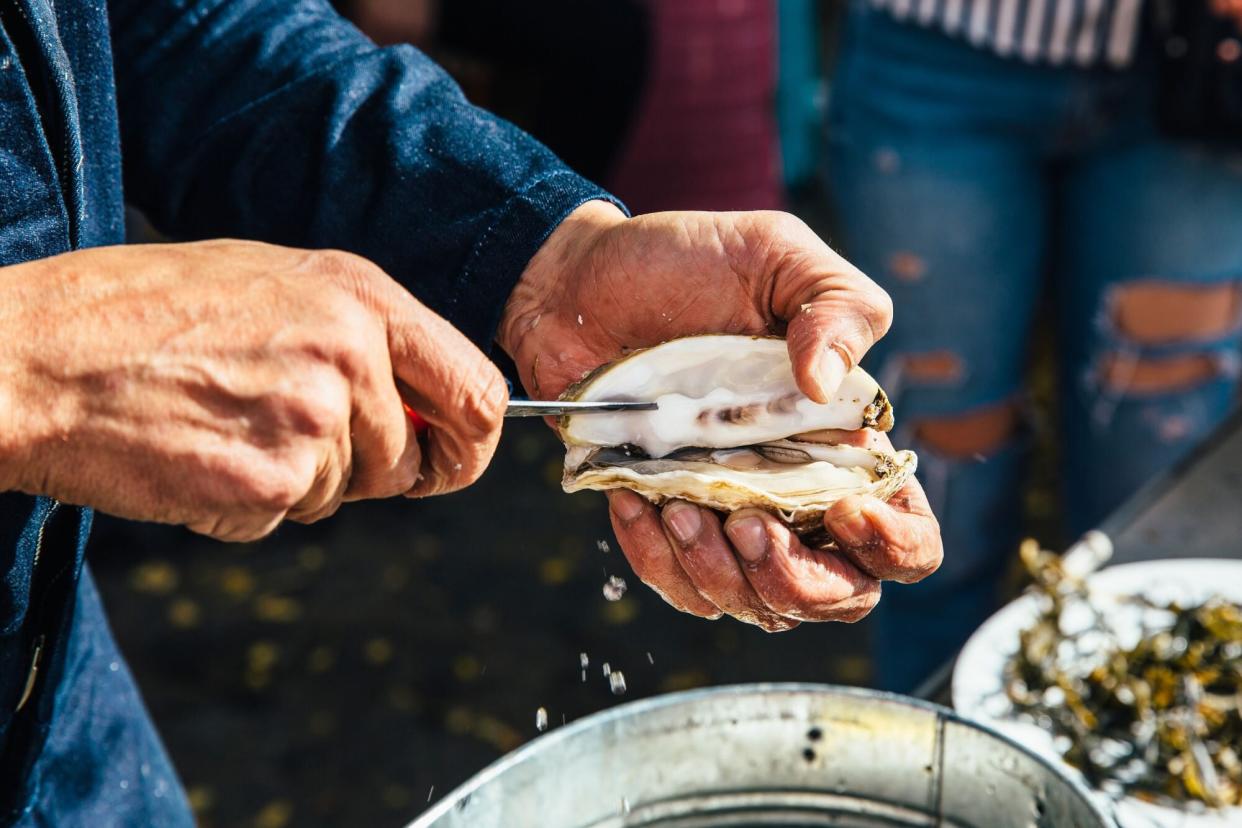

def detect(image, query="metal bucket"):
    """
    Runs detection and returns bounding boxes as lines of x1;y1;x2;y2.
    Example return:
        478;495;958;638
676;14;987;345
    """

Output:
409;683;1112;828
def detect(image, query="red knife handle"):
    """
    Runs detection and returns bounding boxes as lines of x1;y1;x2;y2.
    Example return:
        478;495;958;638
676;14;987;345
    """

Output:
402;402;430;435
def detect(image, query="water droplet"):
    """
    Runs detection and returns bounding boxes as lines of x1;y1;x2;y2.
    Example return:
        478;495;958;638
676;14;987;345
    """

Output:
577;314;584;325
621;796;631;814
646;652;654;665
610;670;627;695
427;785;435;802
603;662;611;677
535;707;548;731
596;539;610;554
579;652;589;669
108;661;120;672
602;575;627;601
119;780;129;790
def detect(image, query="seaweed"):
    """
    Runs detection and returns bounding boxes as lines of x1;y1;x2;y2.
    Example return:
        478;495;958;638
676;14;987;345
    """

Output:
1005;541;1242;808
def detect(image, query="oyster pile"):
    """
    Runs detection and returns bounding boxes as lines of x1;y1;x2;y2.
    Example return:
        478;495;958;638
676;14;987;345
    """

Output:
557;335;916;533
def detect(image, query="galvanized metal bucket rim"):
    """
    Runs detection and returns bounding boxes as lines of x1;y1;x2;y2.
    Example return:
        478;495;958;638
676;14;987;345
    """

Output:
409;681;1115;827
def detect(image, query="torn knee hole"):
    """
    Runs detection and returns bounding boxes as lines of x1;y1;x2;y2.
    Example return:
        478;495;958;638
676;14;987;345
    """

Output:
1111;281;1241;344
1099;352;1225;393
900;350;965;383
887;251;926;283
912;401;1020;459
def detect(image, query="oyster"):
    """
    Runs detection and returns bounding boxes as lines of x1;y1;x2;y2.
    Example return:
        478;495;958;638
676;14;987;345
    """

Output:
559;335;916;532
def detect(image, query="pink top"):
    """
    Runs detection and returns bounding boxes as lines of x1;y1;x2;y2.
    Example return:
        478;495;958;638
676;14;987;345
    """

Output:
607;0;783;213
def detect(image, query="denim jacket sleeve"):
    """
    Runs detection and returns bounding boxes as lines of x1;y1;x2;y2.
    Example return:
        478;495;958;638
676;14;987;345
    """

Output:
106;0;624;350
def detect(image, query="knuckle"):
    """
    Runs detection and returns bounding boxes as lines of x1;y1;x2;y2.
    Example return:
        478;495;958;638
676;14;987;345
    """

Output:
870;286;894;335
837;595;879;624
902;548;943;584
310;248;384;289
245;513;288;541
240;460;309;513
353;448;419;501
328;304;380;373
764;211;813;243
451;358;508;436
373;453;422;497
277;373;349;440
757;587;798;619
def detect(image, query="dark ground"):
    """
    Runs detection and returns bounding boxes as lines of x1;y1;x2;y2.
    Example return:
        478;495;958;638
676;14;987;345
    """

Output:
90;416;877;828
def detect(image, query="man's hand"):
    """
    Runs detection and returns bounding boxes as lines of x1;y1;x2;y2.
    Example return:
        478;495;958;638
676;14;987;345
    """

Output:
498;203;942;630
0;240;506;541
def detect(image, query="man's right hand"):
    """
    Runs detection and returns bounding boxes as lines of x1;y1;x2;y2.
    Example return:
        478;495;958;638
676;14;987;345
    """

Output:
0;240;507;541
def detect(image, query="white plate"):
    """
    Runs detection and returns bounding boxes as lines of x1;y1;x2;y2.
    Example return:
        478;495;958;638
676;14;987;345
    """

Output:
952;558;1242;828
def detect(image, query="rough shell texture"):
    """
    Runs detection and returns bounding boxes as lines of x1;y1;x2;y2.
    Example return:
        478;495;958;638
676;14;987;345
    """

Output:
557;335;916;527
563;440;917;531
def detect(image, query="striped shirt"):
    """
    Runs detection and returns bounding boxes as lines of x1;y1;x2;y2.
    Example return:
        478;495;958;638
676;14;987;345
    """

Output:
870;0;1145;68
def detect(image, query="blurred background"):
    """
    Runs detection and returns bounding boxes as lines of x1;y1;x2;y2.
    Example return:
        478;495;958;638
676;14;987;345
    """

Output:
99;0;1208;824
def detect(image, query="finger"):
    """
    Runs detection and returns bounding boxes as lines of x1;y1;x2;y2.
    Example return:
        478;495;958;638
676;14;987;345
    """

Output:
341;340;422;501
724;508;882;623
370;281;507;498
274;372;351;522
660;502;797;631
287;434;353;524
186;511;286;543
608;490;723;619
795;427;874;448
825;485;943;584
758;218;893;403
794;428;942;582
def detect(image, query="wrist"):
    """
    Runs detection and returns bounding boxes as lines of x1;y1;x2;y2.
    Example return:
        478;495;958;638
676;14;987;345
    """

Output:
497;200;626;366
0;258;68;492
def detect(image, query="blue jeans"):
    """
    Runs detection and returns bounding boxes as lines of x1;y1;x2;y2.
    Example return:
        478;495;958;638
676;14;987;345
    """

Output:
827;5;1242;691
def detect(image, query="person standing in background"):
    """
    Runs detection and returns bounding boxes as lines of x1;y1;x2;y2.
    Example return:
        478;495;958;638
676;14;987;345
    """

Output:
344;0;785;214
606;0;783;213
826;0;1242;690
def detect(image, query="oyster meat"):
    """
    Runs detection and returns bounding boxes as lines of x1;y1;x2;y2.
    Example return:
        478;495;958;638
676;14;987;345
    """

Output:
559;335;916;532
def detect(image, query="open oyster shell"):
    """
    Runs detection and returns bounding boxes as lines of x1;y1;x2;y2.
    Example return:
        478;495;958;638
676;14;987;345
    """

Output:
558;335;916;532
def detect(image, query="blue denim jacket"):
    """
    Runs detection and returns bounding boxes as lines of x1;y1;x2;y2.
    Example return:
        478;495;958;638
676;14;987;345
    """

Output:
0;0;614;822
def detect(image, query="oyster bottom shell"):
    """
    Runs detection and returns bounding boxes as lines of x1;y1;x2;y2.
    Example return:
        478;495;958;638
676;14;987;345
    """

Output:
563;440;917;533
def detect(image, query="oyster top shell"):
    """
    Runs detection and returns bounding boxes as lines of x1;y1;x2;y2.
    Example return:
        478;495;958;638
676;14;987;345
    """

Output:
556;334;915;532
560;335;893;458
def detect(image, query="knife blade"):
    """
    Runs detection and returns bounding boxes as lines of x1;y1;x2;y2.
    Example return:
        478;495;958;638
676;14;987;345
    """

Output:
403;399;657;433
504;400;659;418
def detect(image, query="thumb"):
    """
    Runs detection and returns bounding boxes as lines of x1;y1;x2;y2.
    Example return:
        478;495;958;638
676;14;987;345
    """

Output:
770;238;893;404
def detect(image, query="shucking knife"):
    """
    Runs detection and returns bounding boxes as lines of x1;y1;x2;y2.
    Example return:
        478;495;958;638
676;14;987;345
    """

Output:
403;399;657;434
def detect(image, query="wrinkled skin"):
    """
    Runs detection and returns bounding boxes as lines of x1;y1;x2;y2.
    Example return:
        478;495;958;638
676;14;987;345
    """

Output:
500;202;944;630
0;240;507;541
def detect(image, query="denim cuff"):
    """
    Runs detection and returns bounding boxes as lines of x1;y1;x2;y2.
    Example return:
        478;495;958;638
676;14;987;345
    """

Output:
452;171;628;353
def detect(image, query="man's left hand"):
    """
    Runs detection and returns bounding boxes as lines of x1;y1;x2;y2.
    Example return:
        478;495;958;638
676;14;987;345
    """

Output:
498;202;943;631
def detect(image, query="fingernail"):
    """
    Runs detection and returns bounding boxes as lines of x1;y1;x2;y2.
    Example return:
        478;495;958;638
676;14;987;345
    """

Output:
815;346;848;402
830;501;874;548
727;517;768;563
610;489;645;523
663;503;702;544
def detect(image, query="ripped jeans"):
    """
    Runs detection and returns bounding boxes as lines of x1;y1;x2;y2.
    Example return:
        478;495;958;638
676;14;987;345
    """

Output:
827;4;1242;691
